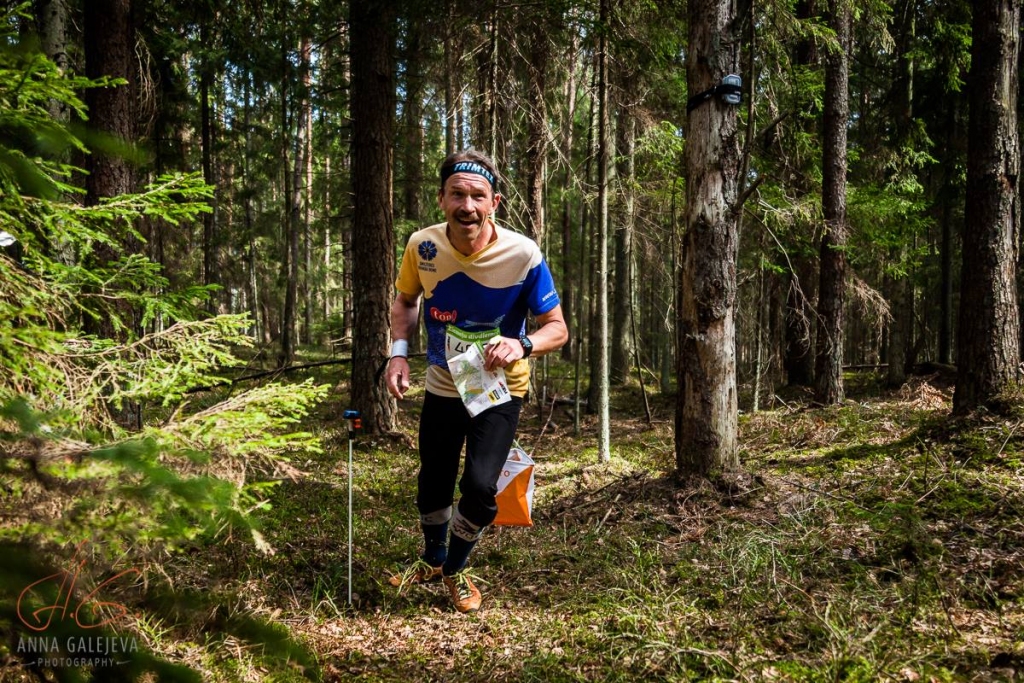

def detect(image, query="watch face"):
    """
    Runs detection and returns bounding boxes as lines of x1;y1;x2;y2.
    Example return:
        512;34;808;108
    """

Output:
520;336;533;356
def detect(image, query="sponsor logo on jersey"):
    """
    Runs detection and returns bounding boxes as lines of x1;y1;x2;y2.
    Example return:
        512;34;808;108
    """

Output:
418;240;438;261
431;307;458;323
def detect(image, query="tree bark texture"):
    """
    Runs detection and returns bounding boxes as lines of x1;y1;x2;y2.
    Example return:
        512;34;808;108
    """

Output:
37;0;69;121
200;20;217;290
302;37;314;344
83;0;139;427
443;0;456;155
813;0;851;406
611;111;636;384
279;34;298;366
473;7;499;158
349;0;397;433
676;0;741;476
954;0;1020;414
524;20;550;243
559;30;578;362
595;0;611;461
84;0;135;206
401;18;426;223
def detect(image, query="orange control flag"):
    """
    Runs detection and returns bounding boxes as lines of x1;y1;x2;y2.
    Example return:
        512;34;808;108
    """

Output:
493;447;535;527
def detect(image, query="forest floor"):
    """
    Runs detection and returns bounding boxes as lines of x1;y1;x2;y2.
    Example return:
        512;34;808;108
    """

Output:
5;358;1024;682
151;357;1023;683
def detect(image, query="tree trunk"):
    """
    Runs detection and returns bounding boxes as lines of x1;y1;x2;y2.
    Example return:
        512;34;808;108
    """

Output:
300;36;314;344
83;0;138;428
84;0;135;209
662;182;679;396
279;31;298;367
474;4;499;157
611;111;636;384
595;0;611;462
349;0;397;433
938;114;956;366
443;0;456;155
560;29;578;363
524;21;549;243
200;20;218;291
676;0;741;477
36;0;68;121
401;18;425;223
586;60;600;414
813;0;851;406
954;0;1020;414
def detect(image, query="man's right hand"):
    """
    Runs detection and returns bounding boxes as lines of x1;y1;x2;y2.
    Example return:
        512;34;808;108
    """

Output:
386;356;411;399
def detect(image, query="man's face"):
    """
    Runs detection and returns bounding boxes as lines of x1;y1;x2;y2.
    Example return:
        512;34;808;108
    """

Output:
438;172;500;248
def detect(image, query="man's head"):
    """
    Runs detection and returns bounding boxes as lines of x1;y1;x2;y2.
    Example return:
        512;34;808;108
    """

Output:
439;149;501;196
437;149;502;253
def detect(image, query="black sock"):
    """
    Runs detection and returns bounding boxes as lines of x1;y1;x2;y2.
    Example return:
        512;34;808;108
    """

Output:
443;511;483;575
421;521;448;566
443;534;478;575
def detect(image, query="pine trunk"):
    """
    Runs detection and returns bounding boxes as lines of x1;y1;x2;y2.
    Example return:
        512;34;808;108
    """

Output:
84;0;135;208
349;0;397;433
676;0;741;476
37;0;68;121
611;111;635;385
279;34;298;367
525;22;549;243
595;0;611;461
301;37;314;344
200;21;217;291
813;0;851;406
402;20;425;223
560;31;578;363
954;0;1021;414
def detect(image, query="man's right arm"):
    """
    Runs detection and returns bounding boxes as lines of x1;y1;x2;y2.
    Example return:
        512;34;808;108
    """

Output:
386;291;421;399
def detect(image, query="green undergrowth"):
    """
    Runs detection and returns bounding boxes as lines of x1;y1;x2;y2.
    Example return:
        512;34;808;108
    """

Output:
13;361;1020;682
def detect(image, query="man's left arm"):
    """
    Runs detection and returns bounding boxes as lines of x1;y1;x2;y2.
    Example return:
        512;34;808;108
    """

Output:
522;305;568;356
483;305;568;371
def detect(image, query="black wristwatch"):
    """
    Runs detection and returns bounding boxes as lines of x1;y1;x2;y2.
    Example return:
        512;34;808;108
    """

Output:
519;335;534;358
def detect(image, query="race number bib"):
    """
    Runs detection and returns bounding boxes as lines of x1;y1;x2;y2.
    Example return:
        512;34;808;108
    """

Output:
445;326;499;360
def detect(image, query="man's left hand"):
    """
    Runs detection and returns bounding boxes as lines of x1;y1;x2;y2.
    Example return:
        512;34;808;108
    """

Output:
483;336;525;372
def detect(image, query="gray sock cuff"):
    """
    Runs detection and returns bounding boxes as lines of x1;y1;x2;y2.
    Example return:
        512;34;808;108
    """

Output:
420;506;453;526
450;510;485;541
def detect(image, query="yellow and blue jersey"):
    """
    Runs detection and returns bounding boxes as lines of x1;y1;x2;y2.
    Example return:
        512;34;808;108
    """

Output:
396;221;560;398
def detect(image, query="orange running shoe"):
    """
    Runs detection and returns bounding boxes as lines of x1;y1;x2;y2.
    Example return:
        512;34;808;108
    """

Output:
443;570;482;613
388;560;443;590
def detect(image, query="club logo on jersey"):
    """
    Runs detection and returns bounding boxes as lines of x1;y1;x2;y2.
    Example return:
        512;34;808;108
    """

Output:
431;307;458;323
418;241;438;261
